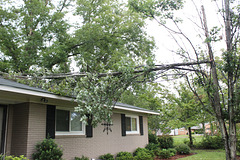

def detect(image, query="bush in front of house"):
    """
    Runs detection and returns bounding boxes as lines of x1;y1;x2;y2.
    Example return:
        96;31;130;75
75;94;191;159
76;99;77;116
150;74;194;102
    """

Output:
0;155;28;160
196;135;223;149
115;151;134;160
32;138;63;160
175;144;191;155
74;156;89;160
168;148;177;156
133;148;154;160
145;143;160;155
155;149;171;159
98;153;114;160
157;135;174;149
148;132;158;144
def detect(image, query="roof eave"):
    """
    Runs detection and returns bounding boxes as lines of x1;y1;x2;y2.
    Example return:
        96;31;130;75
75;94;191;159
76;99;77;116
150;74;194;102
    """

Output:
0;85;159;115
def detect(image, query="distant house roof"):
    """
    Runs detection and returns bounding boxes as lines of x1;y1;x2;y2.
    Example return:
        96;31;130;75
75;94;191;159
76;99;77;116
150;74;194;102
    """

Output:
0;77;159;115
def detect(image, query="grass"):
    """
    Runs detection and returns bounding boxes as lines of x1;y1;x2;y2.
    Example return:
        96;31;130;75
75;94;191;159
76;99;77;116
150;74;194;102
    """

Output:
173;135;203;146
172;135;226;159
178;150;226;160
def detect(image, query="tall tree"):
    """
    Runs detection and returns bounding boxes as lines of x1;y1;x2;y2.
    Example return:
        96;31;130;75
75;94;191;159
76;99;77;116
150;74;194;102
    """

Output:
0;0;72;73
0;0;156;126
166;83;213;146
129;0;240;159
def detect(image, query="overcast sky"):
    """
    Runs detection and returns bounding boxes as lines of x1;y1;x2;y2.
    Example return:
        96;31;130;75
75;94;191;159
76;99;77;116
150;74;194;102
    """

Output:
146;0;225;65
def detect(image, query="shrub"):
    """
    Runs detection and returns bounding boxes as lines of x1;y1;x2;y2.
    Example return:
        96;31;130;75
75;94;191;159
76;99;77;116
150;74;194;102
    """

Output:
116;152;134;160
32;138;63;160
156;149;171;159
237;137;240;154
133;148;154;160
99;153;114;160
148;132;158;144
197;135;223;149
75;156;89;160
175;144;191;155
157;136;174;149
0;155;28;160
168;148;177;157
145;143;159;151
183;137;195;147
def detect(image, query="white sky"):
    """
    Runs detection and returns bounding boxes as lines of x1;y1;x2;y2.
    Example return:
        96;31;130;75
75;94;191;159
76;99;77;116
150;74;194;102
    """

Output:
146;0;225;64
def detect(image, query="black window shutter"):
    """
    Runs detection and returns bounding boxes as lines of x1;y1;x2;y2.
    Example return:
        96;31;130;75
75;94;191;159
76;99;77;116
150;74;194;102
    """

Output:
139;116;144;136
121;114;126;136
46;105;56;139
86;115;93;138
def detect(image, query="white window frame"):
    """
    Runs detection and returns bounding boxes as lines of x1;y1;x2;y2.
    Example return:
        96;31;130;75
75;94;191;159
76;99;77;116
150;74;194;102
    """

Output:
55;107;85;136
126;115;139;135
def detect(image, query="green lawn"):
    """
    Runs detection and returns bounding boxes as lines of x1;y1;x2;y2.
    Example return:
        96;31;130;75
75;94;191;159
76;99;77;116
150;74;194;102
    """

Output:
172;135;226;159
178;150;226;160
173;135;203;146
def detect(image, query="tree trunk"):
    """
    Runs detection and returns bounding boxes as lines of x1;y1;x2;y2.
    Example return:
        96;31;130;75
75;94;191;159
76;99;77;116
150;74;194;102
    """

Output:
210;120;213;136
224;0;237;159
202;122;205;136
188;127;193;147
201;3;239;159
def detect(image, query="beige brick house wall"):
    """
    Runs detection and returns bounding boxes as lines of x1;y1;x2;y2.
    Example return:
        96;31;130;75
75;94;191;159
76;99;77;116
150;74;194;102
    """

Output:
5;105;13;155
10;103;29;156
6;103;149;160
26;103;46;158
56;113;148;160
5;103;46;159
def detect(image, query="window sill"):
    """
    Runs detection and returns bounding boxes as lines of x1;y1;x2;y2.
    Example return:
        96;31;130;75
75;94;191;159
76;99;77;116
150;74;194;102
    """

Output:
55;135;86;139
126;134;140;136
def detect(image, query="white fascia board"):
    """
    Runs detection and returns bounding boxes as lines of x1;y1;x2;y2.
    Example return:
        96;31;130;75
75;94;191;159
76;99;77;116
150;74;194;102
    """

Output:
114;105;159;115
0;85;73;102
1;85;159;115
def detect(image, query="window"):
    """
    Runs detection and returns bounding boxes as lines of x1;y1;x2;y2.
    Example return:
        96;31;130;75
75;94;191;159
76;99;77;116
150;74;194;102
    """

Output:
125;115;139;134
56;109;85;135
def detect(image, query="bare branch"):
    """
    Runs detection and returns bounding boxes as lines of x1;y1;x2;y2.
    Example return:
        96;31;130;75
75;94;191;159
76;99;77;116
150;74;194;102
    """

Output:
13;60;212;79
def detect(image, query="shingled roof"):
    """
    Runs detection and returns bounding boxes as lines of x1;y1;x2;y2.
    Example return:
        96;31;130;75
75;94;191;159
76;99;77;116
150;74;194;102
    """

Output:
0;77;159;115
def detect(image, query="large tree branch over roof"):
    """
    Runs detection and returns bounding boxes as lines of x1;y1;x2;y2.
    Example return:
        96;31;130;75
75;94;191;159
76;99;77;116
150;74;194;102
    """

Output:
0;60;211;80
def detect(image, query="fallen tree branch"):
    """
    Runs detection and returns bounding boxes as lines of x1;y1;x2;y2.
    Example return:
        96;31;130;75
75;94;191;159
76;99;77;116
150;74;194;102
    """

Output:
0;60;211;80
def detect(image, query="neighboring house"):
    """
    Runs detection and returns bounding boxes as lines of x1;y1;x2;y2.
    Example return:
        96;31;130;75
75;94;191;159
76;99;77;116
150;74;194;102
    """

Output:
156;129;178;136
0;77;159;160
157;123;213;136
178;123;212;135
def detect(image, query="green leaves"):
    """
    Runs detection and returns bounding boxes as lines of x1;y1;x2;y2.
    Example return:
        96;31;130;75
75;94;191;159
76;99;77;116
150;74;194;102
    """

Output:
1;0;156;126
128;0;183;20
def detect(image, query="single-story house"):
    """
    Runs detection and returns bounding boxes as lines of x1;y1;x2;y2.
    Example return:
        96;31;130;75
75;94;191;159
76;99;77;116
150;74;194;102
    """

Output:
0;77;159;160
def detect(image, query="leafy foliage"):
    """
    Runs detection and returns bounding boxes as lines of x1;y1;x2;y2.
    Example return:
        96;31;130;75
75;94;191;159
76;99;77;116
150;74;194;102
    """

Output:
168;148;177;156
196;135;224;149
98;153;114;160
157;136;174;149
133;148;154;160
145;143;159;152
0;0;156;125
155;149;171;159
0;155;28;160
116;152;134;160
32;138;63;160
74;156;89;160
175;144;191;155
148;132;158;144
